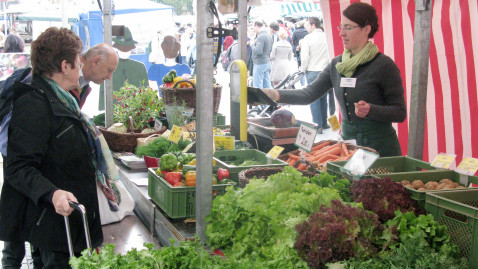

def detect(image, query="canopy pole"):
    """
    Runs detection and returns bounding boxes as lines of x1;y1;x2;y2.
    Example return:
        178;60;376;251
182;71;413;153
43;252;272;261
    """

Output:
238;0;248;63
195;0;214;244
407;0;433;159
103;0;114;127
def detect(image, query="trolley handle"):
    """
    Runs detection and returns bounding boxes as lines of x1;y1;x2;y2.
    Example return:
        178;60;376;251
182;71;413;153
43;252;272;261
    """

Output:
64;201;92;257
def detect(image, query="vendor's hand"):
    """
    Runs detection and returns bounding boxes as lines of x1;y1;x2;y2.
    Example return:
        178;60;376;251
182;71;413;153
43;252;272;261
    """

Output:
52;190;78;217
262;88;280;102
354;100;370;118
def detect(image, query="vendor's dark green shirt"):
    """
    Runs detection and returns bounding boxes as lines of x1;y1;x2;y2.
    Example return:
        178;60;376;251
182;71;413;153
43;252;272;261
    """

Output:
278;53;406;156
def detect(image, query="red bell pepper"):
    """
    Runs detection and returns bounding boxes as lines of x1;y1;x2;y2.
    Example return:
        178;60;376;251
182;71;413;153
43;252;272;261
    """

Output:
217;168;229;181
165;172;182;186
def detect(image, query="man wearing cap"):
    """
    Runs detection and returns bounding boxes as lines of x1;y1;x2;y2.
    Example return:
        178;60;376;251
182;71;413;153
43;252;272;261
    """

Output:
99;27;148;111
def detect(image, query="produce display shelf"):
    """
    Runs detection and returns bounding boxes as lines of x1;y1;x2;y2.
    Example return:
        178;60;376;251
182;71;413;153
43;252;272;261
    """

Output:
425;189;478;268
326;156;440;181
379;170;478;208
213;149;289;184
148;168;231;219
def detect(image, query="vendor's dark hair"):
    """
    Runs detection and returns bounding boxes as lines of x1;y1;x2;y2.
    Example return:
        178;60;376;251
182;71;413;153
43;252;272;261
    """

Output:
343;2;379;38
254;21;263;27
30;27;82;76
269;22;279;31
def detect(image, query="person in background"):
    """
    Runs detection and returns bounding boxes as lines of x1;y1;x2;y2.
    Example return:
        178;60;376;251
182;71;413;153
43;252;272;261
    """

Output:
270;32;293;87
259;2;406;156
0;41;118;269
292;20;308;86
300;17;331;133
0;27;106;268
148;29;165;64
251;20;273;88
269;21;280;44
2;34;24;53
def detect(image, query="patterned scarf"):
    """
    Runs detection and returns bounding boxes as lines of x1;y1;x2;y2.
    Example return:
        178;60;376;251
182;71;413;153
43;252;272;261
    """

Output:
336;41;379;78
44;77;121;211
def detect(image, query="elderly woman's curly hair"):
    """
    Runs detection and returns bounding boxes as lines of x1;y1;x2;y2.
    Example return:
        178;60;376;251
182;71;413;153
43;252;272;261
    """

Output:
30;27;82;76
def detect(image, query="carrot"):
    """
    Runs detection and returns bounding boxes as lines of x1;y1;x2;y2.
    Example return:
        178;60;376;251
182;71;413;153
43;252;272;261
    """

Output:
348;149;358;157
297;163;307;170
288;153;300;160
317;154;340;164
286;157;292;164
289;159;297;166
340;150;345;157
321;146;343;157
312;143;340;156
342;143;350;156
311;141;331;151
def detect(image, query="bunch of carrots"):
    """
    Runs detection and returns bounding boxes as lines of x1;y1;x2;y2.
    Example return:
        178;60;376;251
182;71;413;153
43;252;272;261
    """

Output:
284;141;357;171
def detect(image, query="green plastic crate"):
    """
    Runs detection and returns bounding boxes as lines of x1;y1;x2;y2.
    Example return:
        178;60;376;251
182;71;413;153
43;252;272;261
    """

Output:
383;170;478;208
326;156;439;181
148;168;231;219
425;189;478;268
213;149;289;184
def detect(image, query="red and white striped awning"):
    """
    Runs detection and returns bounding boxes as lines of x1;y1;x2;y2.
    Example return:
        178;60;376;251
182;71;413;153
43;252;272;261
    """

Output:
320;0;477;164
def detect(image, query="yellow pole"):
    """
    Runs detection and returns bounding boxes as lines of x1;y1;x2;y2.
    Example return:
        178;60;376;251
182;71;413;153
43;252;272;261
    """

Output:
229;60;248;141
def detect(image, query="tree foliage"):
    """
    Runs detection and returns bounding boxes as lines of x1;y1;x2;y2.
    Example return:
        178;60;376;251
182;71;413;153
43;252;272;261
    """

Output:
154;0;194;15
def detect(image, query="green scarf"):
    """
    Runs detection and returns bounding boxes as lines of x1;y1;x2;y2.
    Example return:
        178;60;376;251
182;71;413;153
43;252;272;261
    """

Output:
44;77;121;211
336;41;379;78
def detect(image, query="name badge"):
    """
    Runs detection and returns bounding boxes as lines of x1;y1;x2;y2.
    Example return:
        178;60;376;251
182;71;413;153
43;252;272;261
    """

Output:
340;77;357;88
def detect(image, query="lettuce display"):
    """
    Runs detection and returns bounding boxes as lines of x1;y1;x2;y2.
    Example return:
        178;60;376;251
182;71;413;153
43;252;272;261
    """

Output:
350;177;423;222
206;167;341;268
294;200;386;268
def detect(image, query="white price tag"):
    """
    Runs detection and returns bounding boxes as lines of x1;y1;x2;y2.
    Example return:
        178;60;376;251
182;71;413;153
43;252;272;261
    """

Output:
342;149;379;177
340;77;357;88
431;153;456;169
154;119;163;131
294;124;318;153
455;157;478;176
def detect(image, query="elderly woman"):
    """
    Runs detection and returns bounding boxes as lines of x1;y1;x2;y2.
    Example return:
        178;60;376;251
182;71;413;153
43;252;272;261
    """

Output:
0;27;110;268
261;3;406;157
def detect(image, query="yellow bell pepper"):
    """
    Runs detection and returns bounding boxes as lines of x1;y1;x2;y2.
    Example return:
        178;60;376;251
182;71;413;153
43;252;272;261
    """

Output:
185;171;196;186
186;159;196;165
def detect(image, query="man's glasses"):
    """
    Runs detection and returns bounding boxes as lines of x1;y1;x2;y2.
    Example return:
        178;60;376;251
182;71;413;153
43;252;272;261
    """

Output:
337;25;361;31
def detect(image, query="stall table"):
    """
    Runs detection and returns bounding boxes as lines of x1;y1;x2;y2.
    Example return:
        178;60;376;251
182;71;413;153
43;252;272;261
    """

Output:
116;161;195;246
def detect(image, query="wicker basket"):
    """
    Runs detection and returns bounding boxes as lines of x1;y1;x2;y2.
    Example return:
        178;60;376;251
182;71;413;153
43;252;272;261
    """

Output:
278;139;378;171
160;80;222;116
238;167;316;188
99;126;167;153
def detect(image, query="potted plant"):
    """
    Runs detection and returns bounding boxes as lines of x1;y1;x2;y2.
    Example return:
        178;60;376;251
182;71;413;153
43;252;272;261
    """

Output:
98;82;167;153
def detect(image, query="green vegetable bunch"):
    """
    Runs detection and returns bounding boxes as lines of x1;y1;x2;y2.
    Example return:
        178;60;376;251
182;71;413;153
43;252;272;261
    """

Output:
159;153;178;171
162;69;177;84
135;137;191;158
113;81;165;131
206;166;341;268
70;238;240;268
344;211;468;268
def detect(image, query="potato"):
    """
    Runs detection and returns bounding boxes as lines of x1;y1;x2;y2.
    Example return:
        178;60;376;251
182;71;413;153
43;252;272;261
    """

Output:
412;180;425;189
455;185;466;189
451;182;460;188
424;181;439;190
403;184;413;189
401;180;411;186
442;185;454;190
417;187;427;192
439;178;453;185
436;183;447;190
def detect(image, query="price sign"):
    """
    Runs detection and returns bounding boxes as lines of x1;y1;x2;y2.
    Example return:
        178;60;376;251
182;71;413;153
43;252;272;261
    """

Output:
267;146;284;159
328;115;341;131
455;157;478;176
294;124;317;152
161;129;171;138
168;125;183;144
154;119;163;131
342;149;379;177
431;153;456;169
214;136;235;150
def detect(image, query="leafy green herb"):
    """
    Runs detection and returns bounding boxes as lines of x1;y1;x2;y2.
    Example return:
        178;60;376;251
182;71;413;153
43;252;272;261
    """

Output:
135;136;191;158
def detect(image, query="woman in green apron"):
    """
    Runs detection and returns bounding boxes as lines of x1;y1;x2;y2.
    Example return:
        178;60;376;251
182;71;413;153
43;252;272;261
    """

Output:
259;2;406;157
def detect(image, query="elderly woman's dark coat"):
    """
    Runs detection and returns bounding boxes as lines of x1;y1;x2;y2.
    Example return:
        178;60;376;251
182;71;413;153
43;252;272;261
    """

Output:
0;74;103;252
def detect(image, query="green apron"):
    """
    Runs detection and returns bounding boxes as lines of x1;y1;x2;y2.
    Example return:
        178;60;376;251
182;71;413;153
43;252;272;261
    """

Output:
341;120;402;157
